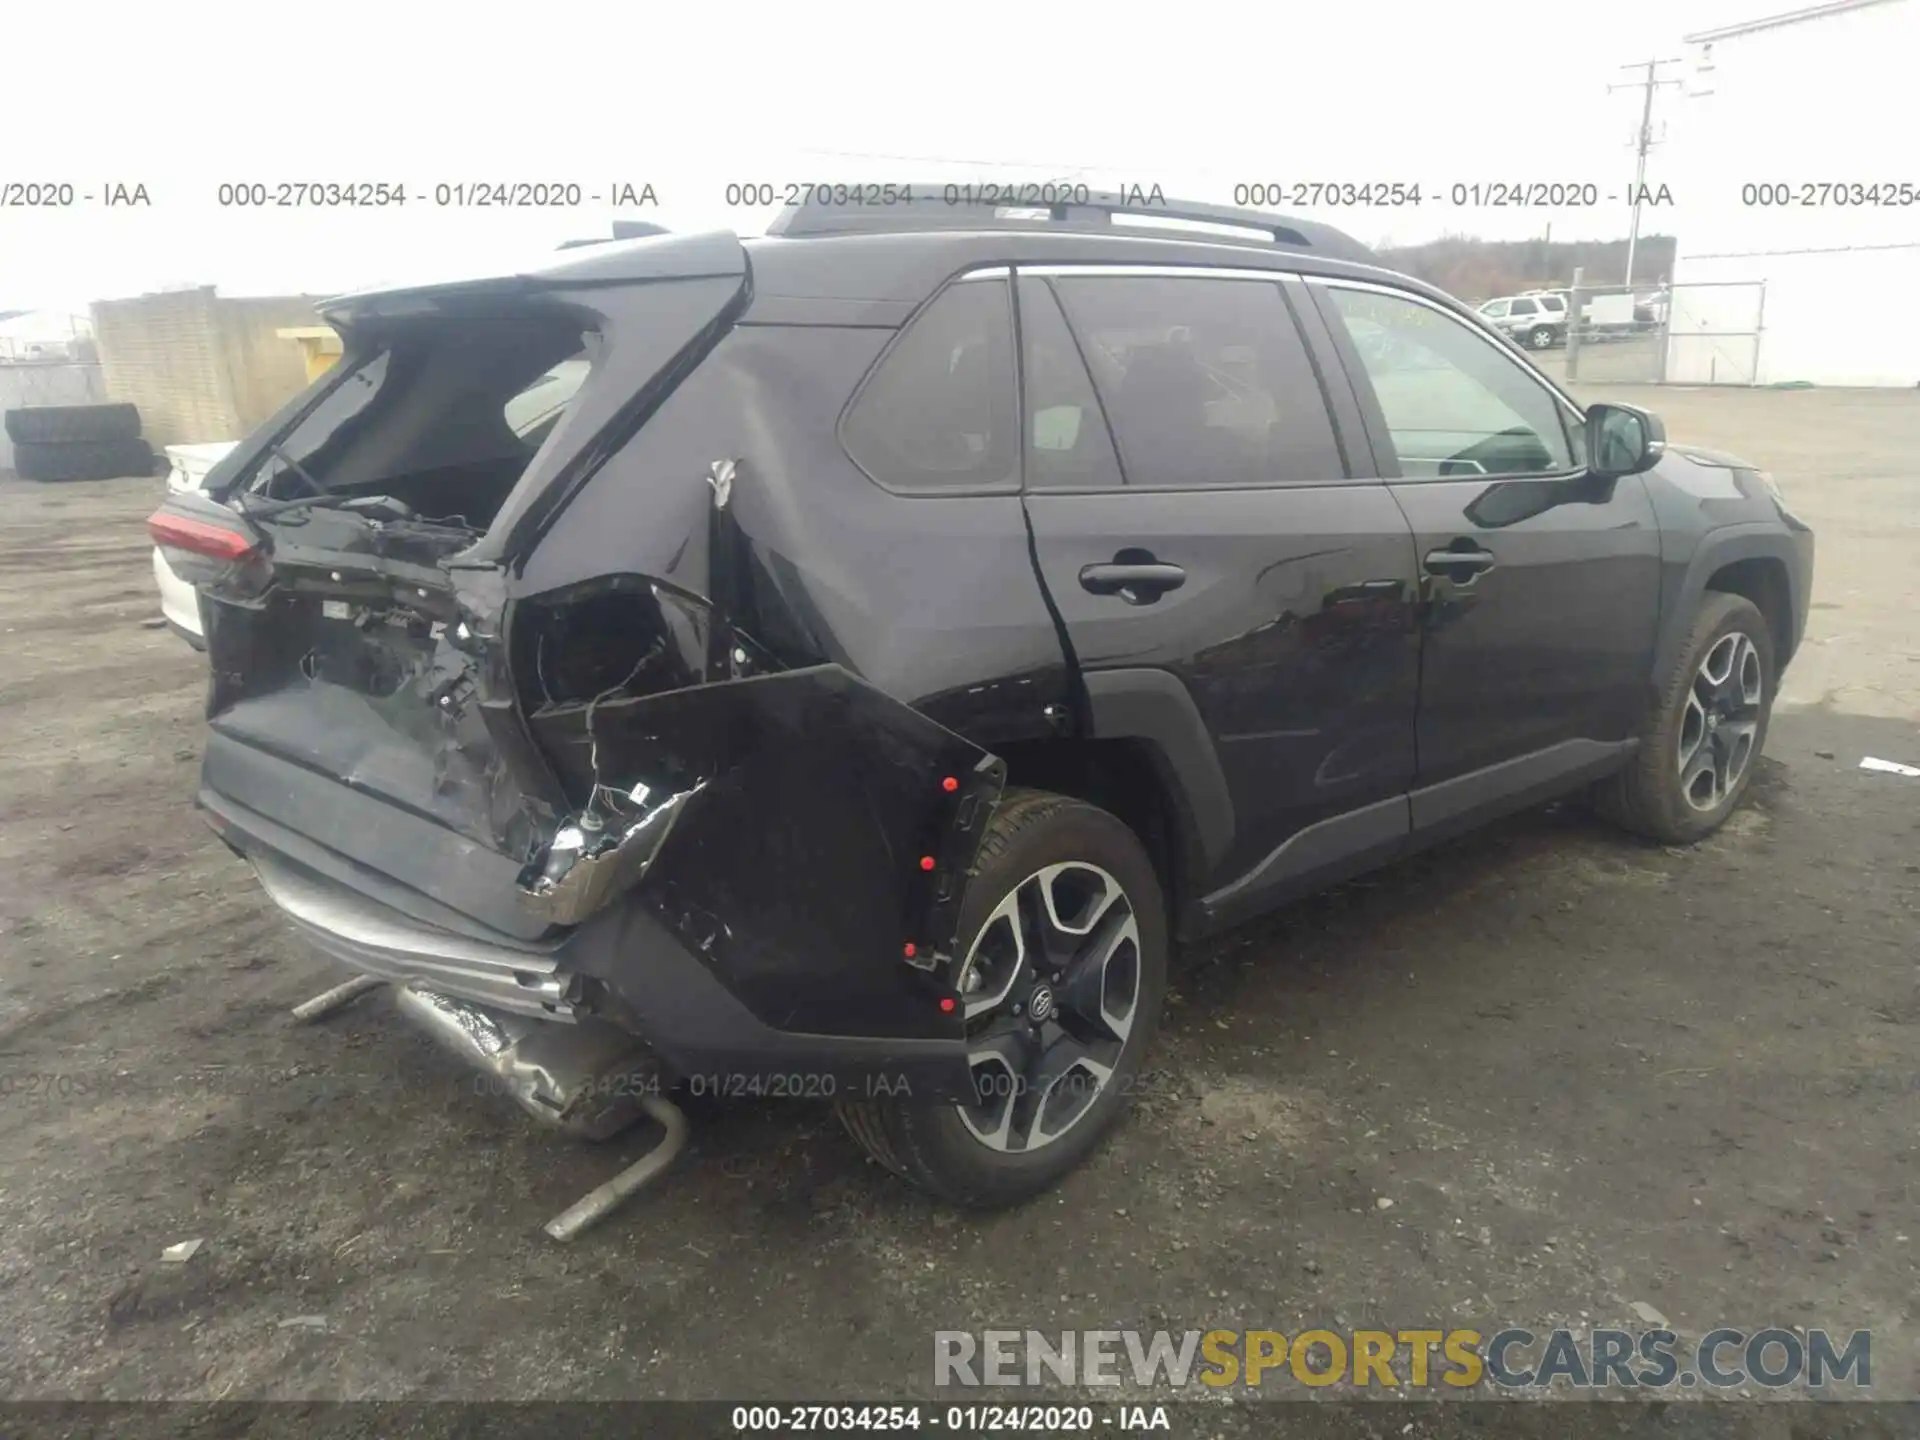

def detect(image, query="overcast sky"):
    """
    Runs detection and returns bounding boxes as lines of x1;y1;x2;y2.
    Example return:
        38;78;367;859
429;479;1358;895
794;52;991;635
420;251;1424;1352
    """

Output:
1;0;1788;312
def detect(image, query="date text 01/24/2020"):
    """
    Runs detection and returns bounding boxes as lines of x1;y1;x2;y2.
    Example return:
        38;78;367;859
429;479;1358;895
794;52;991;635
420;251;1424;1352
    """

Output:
208;181;660;208
730;1405;1169;1432
1230;180;1674;208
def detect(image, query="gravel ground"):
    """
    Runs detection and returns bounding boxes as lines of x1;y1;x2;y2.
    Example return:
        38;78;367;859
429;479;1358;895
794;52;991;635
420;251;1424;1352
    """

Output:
0;386;1914;1409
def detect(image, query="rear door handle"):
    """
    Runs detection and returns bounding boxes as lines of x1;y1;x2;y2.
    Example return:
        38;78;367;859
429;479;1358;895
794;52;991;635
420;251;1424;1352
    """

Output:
1423;546;1496;580
1079;560;1187;605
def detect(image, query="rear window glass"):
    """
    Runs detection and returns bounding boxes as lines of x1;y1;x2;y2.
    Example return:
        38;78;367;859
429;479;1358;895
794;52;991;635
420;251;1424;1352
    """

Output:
236;312;592;521
841;278;1018;493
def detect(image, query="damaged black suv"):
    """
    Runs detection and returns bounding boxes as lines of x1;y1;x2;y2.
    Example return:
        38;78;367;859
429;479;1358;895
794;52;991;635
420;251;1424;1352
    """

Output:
153;192;1813;1212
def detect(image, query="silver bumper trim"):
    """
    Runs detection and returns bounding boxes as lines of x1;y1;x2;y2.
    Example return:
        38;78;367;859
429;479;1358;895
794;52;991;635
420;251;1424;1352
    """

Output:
254;852;577;1019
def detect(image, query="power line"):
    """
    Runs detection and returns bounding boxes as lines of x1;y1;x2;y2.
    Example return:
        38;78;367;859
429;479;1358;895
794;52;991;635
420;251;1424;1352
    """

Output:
1608;58;1687;289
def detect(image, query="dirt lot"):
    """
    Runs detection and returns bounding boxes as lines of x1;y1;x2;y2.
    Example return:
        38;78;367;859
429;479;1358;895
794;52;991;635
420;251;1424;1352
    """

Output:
0;386;1915;1407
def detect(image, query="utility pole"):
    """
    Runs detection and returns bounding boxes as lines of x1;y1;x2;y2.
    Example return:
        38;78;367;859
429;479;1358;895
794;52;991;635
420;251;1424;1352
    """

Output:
1608;58;1685;290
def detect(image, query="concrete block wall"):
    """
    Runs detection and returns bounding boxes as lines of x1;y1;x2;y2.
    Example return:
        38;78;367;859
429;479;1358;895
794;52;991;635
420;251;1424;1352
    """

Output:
216;296;331;434
90;288;328;447
91;288;231;447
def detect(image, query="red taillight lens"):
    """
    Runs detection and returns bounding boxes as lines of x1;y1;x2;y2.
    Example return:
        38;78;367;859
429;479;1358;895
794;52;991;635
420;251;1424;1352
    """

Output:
147;510;258;561
148;507;270;599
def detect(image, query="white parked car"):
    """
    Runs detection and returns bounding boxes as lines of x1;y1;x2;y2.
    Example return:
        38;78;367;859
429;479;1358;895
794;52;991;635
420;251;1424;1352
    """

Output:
153;441;241;647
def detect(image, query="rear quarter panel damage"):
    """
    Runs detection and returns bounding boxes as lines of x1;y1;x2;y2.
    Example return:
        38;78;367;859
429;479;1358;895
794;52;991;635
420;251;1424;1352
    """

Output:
553;665;1006;1040
512;323;1077;745
491;320;1076;1038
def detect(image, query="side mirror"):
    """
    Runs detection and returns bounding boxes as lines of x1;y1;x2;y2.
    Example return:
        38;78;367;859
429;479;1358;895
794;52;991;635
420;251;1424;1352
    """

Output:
1584;402;1666;478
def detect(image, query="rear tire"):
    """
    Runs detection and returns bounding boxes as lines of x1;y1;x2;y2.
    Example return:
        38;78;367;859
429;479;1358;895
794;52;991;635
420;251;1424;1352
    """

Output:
11;437;155;482
836;787;1168;1208
1597;591;1775;843
1528;325;1556;350
4;402;142;445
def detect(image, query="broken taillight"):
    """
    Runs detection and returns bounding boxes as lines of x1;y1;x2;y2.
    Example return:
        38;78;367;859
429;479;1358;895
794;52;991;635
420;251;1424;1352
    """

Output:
147;508;272;598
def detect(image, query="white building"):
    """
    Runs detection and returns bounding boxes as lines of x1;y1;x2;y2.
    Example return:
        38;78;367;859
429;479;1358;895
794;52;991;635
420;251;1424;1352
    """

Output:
0;310;92;361
1665;0;1919;386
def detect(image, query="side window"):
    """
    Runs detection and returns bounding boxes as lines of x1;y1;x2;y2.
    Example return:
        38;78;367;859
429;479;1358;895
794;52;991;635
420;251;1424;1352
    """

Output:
1509;297;1538;316
503;353;592;442
1323;285;1576;479
1017;277;1123;488
1049;276;1343;487
1481;299;1510;319
842;278;1018;492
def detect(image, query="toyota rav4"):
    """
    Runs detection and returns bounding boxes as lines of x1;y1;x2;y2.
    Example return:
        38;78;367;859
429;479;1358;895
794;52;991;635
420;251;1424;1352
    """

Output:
151;192;1814;1213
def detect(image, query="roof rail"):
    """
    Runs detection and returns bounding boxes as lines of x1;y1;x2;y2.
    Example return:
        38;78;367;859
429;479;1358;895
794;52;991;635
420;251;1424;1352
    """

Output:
764;187;1377;264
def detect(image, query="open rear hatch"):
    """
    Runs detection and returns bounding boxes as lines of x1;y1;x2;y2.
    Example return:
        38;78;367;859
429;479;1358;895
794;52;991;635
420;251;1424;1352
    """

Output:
157;236;755;943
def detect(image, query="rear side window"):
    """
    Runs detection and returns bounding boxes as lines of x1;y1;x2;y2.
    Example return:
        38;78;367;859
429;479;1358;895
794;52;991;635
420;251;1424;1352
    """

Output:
842;278;1018;493
503;355;592;440
1050;276;1343;487
1017;277;1123;489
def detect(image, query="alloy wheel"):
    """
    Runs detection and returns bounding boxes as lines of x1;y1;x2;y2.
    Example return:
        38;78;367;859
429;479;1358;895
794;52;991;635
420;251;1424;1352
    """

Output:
1679;630;1764;811
953;862;1141;1153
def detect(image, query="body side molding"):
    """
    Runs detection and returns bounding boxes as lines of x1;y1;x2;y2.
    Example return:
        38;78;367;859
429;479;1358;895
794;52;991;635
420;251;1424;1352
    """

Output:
1082;668;1235;872
1410;737;1637;835
1198;795;1410;933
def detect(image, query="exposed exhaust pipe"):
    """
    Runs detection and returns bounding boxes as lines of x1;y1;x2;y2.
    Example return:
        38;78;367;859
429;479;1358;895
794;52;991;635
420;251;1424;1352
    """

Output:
290;973;385;1022
543;1093;689;1242
294;980;692;1239
393;982;657;1141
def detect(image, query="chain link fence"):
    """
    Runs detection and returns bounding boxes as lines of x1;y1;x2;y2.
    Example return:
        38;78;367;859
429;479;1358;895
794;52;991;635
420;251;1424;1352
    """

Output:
1525;279;1767;387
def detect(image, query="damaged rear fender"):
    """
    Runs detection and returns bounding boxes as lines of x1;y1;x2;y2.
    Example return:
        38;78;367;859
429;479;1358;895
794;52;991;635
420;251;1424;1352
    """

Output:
526;662;1007;1042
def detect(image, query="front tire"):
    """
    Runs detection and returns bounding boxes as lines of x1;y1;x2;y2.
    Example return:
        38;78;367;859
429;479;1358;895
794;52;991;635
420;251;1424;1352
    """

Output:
836;788;1168;1208
1597;591;1775;843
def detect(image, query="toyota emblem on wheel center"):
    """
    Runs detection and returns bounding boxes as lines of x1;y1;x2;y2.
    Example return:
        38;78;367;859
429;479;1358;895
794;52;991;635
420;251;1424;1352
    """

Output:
1027;986;1056;1023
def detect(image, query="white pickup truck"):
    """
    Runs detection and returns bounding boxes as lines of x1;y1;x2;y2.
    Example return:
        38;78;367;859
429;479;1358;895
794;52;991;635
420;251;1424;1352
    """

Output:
152;441;240;647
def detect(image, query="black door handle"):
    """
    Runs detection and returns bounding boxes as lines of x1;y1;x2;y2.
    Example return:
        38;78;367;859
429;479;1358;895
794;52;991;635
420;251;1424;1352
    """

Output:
1423;546;1496;581
1079;560;1187;605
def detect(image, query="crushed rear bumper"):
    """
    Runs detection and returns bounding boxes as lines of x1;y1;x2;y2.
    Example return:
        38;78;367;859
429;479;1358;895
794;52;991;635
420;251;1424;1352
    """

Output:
214;806;975;1098
215;831;980;1101
200;666;1008;1103
252;851;574;1018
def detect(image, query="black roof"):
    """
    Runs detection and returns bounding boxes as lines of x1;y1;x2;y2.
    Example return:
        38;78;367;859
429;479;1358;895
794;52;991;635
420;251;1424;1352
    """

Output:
320;192;1456;326
556;219;674;250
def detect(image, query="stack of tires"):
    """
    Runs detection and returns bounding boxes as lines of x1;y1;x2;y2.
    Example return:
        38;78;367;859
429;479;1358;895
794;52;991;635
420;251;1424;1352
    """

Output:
5;404;154;482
